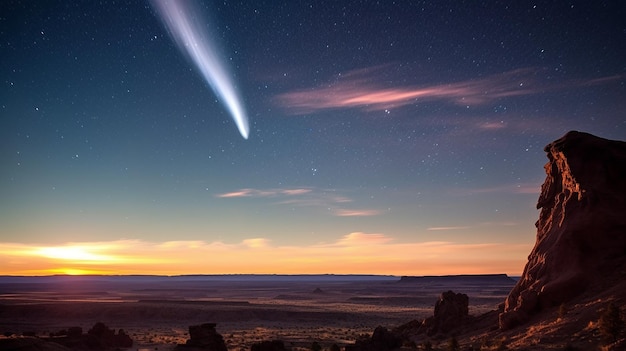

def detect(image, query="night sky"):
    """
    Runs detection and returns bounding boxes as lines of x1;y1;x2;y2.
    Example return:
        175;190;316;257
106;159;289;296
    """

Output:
1;1;625;275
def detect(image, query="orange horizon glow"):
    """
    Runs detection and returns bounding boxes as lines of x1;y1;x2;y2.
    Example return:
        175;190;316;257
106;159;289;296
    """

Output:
0;233;530;277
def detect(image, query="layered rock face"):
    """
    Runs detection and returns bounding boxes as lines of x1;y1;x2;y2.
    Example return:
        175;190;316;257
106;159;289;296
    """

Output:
499;131;626;329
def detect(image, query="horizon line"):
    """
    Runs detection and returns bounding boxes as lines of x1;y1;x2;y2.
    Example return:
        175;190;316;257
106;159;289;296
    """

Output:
0;272;520;279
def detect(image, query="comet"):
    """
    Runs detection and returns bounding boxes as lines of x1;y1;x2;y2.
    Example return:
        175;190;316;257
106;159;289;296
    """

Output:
150;0;249;139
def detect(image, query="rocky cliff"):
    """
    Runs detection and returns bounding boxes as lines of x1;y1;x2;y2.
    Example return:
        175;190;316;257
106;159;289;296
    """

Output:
499;131;626;329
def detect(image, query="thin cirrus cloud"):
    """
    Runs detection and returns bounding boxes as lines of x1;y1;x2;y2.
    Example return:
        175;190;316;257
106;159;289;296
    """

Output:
426;221;523;232
449;182;542;196
334;232;392;246
217;187;381;217
0;233;531;275
427;226;470;231
275;66;623;114
216;188;312;198
334;209;382;217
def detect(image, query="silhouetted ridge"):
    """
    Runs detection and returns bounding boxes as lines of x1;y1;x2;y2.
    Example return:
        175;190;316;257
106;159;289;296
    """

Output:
399;274;515;284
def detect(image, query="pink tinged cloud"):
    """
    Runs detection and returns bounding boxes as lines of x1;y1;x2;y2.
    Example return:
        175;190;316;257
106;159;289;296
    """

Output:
478;121;507;130
275;68;538;113
281;189;313;196
334;209;382;217
216;188;312;198
217;189;255;198
275;67;623;114
427;226;470;231
216;187;379;217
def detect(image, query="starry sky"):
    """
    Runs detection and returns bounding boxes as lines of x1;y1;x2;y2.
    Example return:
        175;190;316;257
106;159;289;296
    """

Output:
1;1;625;276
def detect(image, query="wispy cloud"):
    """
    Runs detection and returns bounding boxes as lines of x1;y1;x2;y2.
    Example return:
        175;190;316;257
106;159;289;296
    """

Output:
427;226;470;231
242;238;271;248
426;221;523;232
217;187;381;217
275;66;622;114
450;182;542;196
335;232;393;246
281;189;313;196
0;234;532;276
477;121;507;130
334;209;382;217
216;188;312;198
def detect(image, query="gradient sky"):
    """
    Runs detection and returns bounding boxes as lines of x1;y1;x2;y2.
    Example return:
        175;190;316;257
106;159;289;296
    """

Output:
1;1;625;276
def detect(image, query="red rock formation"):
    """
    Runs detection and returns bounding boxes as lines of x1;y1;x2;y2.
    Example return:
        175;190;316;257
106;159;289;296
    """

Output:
499;131;626;330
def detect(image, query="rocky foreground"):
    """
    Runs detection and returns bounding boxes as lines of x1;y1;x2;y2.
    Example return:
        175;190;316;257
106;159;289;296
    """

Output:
1;131;625;350
314;131;626;350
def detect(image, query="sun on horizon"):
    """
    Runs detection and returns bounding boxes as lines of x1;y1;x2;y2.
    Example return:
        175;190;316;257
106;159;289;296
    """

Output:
0;233;529;277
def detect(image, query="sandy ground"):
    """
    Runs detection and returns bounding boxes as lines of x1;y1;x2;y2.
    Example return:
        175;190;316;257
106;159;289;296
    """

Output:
0;276;515;350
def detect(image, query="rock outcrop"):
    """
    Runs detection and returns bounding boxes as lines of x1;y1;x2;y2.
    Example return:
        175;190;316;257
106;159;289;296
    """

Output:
86;322;133;349
345;326;402;351
1;323;135;350
499;131;626;330
390;290;472;340
175;323;228;351
420;290;470;336
0;337;70;351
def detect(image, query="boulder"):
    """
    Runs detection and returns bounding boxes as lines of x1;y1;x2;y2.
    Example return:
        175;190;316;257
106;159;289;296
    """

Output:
345;326;402;351
499;131;626;329
66;327;82;339
39;322;133;350
420;291;469;335
176;323;227;351
87;322;133;348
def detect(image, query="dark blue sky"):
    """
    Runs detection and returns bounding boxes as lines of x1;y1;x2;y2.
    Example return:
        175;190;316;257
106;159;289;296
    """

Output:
0;1;624;275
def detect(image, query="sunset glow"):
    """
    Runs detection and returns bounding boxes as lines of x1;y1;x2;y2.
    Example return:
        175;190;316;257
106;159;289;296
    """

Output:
35;246;117;262
0;233;530;276
2;1;623;279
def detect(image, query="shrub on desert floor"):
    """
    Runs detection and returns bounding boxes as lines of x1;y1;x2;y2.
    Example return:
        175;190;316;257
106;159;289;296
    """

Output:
250;339;287;351
421;340;433;350
472;336;505;351
561;343;579;351
447;336;459;351
598;302;624;343
558;302;568;320
402;340;417;349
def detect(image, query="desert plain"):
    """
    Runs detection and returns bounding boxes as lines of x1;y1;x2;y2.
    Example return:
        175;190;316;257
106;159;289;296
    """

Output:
0;274;516;350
